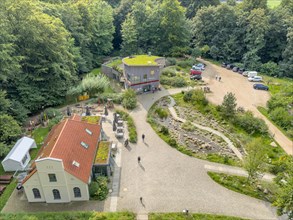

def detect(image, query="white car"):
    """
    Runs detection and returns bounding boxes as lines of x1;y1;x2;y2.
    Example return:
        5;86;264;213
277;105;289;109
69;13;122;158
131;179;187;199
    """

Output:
248;76;262;82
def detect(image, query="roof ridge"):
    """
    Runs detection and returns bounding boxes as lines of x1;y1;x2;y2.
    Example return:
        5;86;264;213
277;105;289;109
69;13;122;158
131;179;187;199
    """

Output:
49;119;69;157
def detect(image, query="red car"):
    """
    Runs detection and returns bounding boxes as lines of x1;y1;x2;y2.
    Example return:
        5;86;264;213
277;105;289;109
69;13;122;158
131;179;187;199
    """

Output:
190;69;202;75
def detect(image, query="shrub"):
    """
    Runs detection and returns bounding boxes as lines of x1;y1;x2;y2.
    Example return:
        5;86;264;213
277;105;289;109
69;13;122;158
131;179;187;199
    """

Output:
155;107;169;119
122;89;137;110
48;116;63;130
99;93;123;104
235;111;268;134
183;89;208;106
171;77;187;87
269;107;292;130
116;110;137;143
168;138;177;147
260;61;278;76
161;68;176;77
44;108;62;119
166;57;177;66
95;176;108;201
177;59;193;68
89;181;99;197
160;126;169;135
181;121;195;131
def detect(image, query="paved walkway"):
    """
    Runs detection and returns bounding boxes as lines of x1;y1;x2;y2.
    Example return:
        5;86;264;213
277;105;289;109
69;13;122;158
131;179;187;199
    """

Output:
117;89;281;220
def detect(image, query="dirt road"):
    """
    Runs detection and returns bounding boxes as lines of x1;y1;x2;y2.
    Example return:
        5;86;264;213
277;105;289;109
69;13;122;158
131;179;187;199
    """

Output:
198;58;293;155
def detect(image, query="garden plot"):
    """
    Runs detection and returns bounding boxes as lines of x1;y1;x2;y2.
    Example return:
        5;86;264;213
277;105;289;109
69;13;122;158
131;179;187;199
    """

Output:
151;98;243;163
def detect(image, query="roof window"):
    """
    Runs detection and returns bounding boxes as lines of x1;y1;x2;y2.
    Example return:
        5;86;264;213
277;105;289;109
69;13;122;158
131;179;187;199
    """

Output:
81;141;89;149
86;128;92;135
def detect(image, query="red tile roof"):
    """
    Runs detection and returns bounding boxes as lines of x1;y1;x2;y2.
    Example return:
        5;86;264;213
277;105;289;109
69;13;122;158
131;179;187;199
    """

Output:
23;116;101;184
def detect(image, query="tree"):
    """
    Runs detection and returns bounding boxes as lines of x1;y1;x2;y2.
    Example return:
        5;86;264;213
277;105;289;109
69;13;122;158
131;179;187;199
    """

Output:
81;74;110;97
0;114;22;157
179;0;220;18
227;0;236;6
220;92;237;118
273;156;293;219
0;90;10;114
121;15;138;55
242;0;267;12
243;138;267;182
122;89;137;110
280;27;293;78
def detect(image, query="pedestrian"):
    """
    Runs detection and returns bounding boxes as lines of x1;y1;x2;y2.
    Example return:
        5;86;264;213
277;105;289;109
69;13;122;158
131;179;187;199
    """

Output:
140;197;143;203
124;139;129;147
142;134;145;142
138;156;141;163
219;76;221;82
215;75;218;81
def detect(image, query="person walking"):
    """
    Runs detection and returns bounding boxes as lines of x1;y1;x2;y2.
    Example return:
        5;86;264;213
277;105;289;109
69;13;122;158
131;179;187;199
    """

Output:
140;197;143;203
142;134;145;142
138;156;141;163
219;76;221;82
215;75;218;81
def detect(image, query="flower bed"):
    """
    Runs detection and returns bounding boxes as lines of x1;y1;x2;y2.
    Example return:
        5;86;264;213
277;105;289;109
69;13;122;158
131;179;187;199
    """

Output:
82;116;101;124
95;141;110;164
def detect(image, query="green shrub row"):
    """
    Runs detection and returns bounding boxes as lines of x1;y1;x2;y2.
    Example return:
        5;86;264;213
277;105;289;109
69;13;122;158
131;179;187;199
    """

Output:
160;75;187;87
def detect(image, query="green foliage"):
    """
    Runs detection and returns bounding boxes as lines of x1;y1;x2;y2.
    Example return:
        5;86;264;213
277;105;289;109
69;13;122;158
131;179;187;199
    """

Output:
98;93;123;104
160;76;188;88
243;138;267;182
155;107;169;119
89;181;99;198
160;126;169;135
260;61;278;76
208;172;277;203
269;107;293;130
0;212;135;220
115;110;137;143
234;111;268;134
183;89;208;106
149;212;246;220
0;90;10;114
181;121;196;131
220;92;237;119
166;57;177;66
168;138;178;147
177;59;194;68
0;181;17;212
0;114;22;157
161;68;177;77
95;176;109;201
122;89;137;110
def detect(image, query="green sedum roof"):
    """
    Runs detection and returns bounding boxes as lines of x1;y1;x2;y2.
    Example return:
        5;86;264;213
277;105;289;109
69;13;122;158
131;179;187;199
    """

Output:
123;55;160;66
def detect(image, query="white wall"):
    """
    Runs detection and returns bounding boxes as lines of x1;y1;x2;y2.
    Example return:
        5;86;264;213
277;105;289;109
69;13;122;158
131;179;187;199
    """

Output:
24;158;89;203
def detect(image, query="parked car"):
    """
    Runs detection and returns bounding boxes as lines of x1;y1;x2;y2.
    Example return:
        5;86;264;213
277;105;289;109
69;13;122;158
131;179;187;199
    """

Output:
247;71;258;78
190;69;202;75
253;83;269;90
221;62;227;68
238;68;245;74
248;76;262;82
232;66;239;72
226;64;234;70
115;128;124;138
196;63;205;70
242;71;248;76
190;74;202;80
192;65;202;71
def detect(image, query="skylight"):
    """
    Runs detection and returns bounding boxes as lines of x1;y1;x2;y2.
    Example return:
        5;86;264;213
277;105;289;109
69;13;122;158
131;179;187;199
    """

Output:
86;128;92;135
81;141;89;149
72;160;80;167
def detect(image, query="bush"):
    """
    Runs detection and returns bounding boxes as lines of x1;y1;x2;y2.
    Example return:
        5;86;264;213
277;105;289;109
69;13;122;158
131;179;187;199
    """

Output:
183;89;208;106
95;176;108;201
45;108;62;119
177;59;194;68
89;181;99;198
48;116;63;130
122;89;137;110
98;93;123;104
160;126;169;135
260;61;278;76
161;67;176;77
235;111;268;134
269;107;292;130
160;76;187;88
155;107;169;119
166;57;177;66
116;110;137;143
181;121;196;131
168;138;177;147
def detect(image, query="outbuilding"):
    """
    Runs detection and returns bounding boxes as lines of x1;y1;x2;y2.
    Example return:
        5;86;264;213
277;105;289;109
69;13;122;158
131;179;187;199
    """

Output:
1;137;37;172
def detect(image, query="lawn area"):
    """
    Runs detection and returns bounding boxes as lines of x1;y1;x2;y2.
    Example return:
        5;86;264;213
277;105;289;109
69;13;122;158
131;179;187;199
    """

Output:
0;181;17;211
123;55;160;65
208;172;278;202
82;116;101;124
149;213;247;220
30;126;50;159
106;58;122;67
95;141;110;164
262;75;293;95
0;211;135;220
267;0;281;8
89;67;101;76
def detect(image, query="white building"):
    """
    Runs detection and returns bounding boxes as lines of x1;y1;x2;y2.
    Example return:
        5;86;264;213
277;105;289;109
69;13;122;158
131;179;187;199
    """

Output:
1;137;37;172
22;116;101;203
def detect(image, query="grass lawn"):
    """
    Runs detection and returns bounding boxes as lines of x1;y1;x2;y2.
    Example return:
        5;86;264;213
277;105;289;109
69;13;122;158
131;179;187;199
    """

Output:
82;116;101;124
0;211;135;220
149;213;247;220
208;172;278;202
267;0;281;8
262;75;293;95
106;58;122;67
30;126;50;159
123;55;160;65
0;181;17;211
89;67;101;76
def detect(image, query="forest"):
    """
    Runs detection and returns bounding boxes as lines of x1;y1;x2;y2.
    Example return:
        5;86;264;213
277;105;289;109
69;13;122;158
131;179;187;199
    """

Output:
0;0;292;152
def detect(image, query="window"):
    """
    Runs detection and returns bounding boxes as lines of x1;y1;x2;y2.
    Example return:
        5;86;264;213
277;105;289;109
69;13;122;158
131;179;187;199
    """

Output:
81;141;89;149
142;74;148;82
32;188;41;199
73;187;81;198
22;154;28;165
130;75;141;84
53;189;61;200
48;174;57;182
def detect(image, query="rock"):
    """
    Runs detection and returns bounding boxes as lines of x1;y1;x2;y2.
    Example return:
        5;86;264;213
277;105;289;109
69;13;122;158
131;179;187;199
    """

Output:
257;185;262;191
263;188;269;194
270;142;277;147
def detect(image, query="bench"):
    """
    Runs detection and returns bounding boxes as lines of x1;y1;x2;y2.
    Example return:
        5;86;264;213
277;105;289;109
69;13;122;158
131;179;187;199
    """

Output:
0;175;13;181
0;180;11;184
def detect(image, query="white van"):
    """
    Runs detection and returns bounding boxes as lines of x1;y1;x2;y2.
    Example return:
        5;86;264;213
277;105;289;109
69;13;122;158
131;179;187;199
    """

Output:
248;76;262;82
247;71;257;78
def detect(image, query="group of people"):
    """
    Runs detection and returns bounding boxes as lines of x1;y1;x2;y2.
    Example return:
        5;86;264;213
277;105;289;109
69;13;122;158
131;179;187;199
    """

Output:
215;75;221;81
